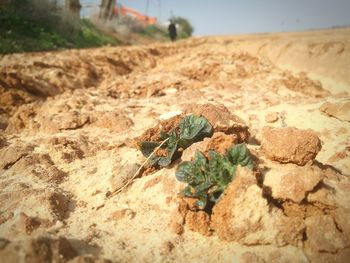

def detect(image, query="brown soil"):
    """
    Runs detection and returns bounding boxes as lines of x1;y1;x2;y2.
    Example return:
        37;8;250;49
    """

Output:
1;28;350;263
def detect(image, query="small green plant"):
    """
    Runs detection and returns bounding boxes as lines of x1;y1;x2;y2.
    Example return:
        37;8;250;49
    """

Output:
175;144;254;209
138;114;213;167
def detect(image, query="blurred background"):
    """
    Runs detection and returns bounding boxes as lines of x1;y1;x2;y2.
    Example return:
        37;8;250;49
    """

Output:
1;0;350;54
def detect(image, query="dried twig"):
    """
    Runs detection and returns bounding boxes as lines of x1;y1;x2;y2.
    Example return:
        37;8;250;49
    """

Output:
108;138;169;198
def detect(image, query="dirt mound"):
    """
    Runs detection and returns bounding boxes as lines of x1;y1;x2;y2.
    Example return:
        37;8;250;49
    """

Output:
0;47;159;127
211;159;350;262
277;71;330;98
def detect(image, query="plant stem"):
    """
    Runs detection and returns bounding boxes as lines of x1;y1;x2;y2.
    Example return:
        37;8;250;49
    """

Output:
108;137;169;198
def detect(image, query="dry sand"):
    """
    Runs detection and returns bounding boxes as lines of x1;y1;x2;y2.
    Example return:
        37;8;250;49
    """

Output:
0;28;350;262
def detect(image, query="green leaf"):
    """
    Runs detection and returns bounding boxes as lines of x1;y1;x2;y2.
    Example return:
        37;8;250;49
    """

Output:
176;143;254;210
139;141;160;157
158;140;178;167
181;186;194;197
175;161;192;182
194;150;207;166
227;143;254;169
138;115;212;168
179;114;213;147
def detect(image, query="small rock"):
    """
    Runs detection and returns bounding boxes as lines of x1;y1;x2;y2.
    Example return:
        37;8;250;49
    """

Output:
263;163;324;203
261;126;321;165
205;132;238;155
265;112;279;123
181;132;238;161
110;209;136;220
320;100;350;122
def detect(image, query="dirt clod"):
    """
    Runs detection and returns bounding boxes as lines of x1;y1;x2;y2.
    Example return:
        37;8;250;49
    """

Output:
261;126;321;165
182;103;250;141
263;163;324;203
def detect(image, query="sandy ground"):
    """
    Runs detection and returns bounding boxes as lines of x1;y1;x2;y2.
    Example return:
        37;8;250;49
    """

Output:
0;28;350;263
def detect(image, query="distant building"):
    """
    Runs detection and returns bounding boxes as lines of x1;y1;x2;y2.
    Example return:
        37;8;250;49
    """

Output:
114;1;157;25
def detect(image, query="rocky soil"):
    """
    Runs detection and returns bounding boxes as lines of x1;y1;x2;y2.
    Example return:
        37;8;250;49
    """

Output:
1;28;350;263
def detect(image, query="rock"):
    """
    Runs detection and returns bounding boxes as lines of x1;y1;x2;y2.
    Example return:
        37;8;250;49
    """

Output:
185;211;211;236
205;132;238;154
0;143;34;170
211;168;267;241
307;185;338;207
263;163;324;203
134;115;183;143
211;181;279;244
181;132;238;161
265;112;279;123
211;167;305;246
305;215;350;253
110;209;136;220
40;111;90;132
0;236;77;263
182;103;250;142
320;100;350;122
261;126;321;165
181;141;209;162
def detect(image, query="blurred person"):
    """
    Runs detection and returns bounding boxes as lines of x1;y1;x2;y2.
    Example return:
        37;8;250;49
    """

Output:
168;20;177;41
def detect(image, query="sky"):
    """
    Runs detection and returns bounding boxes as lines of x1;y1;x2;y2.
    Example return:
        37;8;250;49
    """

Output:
81;0;350;36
